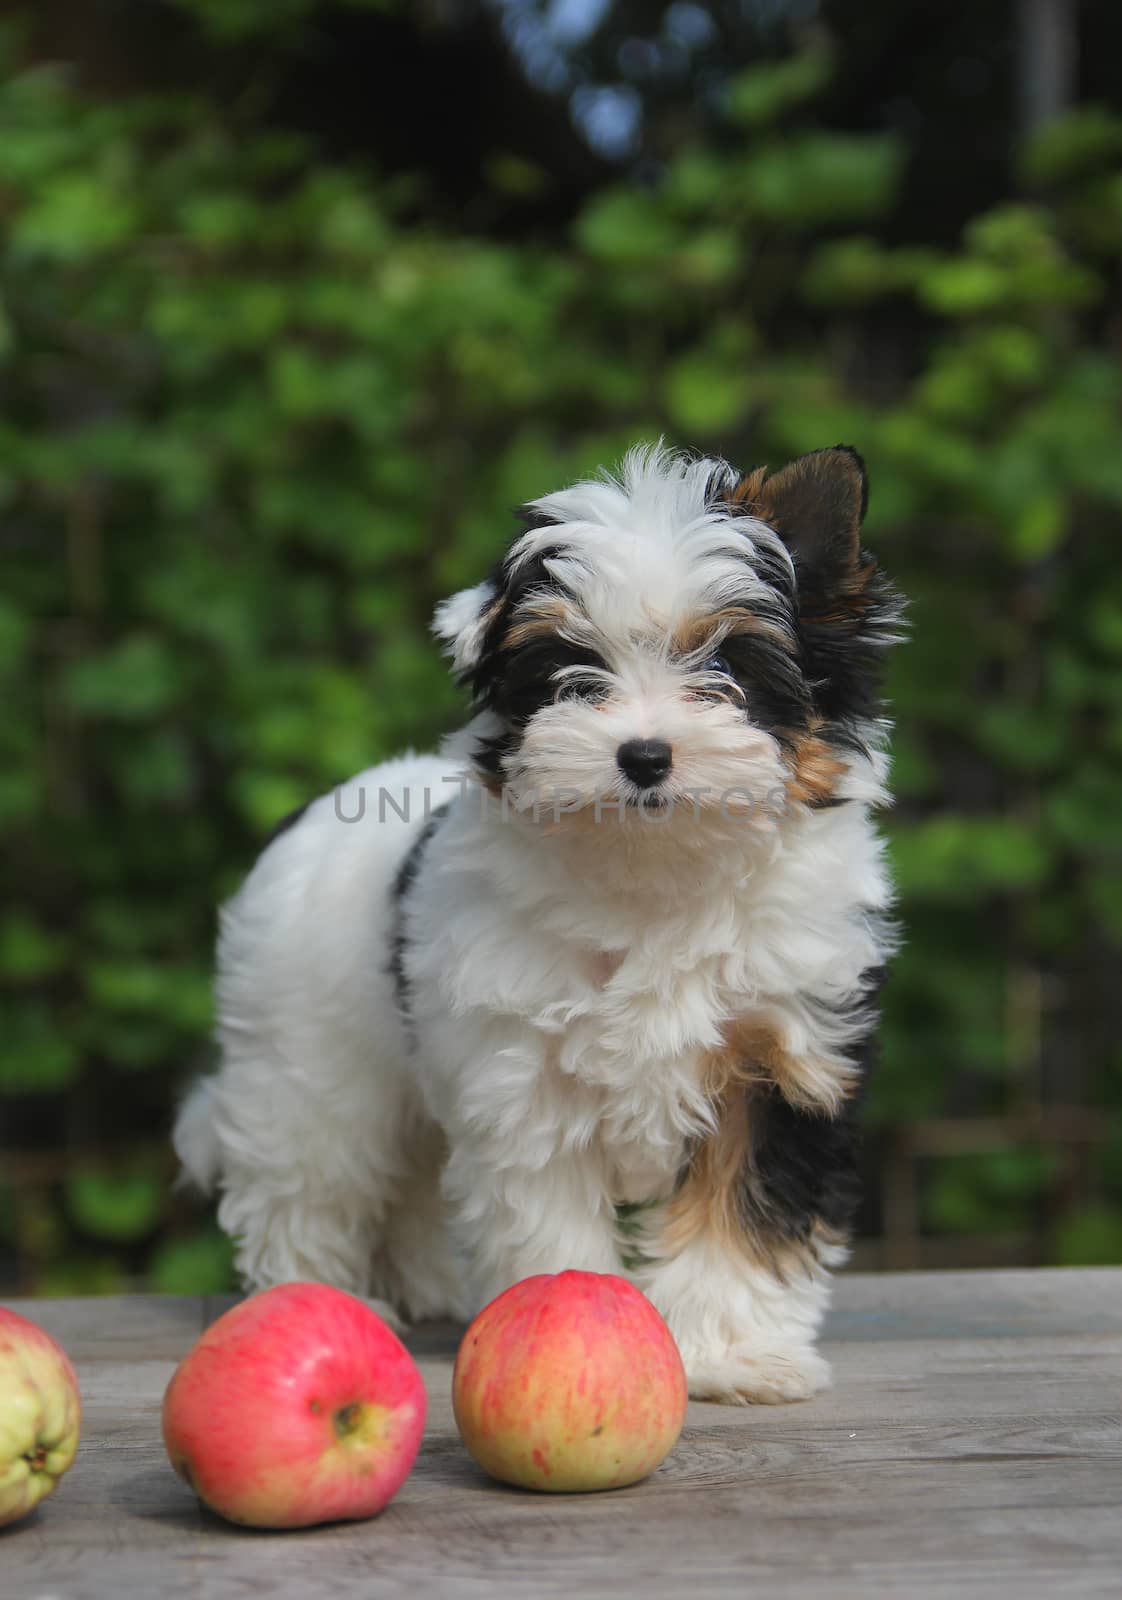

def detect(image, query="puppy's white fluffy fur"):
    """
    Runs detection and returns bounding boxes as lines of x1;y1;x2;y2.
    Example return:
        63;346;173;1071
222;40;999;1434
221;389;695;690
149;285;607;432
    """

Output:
177;447;897;1403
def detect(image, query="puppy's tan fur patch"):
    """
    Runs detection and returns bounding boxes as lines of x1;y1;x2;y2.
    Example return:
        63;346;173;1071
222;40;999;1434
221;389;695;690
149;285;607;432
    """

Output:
783;729;848;809
729;465;770;511
661;1018;853;1279
672;607;794;662
502;596;579;652
724;1015;856;1113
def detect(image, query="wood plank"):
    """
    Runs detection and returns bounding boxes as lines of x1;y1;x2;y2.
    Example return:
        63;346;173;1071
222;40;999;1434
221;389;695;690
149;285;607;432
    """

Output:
825;1266;1122;1341
2;1270;1120;1599
16;1265;1122;1353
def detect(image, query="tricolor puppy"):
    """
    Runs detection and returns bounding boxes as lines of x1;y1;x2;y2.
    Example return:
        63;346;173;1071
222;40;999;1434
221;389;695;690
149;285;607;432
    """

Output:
176;444;904;1403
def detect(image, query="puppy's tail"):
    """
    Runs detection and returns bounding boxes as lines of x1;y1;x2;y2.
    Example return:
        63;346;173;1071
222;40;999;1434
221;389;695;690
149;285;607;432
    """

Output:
172;1077;223;1195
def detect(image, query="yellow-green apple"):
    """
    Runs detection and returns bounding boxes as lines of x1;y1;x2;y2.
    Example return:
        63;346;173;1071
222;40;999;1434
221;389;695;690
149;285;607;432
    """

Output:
0;1307;82;1527
162;1282;425;1528
453;1270;687;1492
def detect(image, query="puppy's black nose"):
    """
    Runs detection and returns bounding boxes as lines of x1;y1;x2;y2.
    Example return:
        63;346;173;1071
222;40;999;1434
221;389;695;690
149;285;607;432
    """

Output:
617;738;673;789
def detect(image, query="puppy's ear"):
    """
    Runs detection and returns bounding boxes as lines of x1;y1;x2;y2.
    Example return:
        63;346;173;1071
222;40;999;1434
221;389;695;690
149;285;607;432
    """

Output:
432;580;500;677
732;446;868;598
734;446;903;730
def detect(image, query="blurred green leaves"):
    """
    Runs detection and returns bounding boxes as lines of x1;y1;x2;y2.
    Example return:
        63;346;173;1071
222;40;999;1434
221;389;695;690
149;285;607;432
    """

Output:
727;48;834;127
889;817;1051;903
148;1226;235;1294
1019;104;1122;187
926;1148;1059;1236
737;134;904;223
66;1163;166;1243
174;0;391;42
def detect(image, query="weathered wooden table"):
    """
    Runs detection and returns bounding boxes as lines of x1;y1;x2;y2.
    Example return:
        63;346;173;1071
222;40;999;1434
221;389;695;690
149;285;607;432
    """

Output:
3;1269;1120;1598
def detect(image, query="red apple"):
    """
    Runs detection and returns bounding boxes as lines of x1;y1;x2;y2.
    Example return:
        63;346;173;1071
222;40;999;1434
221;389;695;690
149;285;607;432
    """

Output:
0;1307;82;1527
162;1282;425;1528
452;1270;687;1492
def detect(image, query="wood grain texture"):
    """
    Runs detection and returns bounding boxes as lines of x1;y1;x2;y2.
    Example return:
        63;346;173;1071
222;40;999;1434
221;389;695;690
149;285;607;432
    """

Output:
2;1270;1121;1599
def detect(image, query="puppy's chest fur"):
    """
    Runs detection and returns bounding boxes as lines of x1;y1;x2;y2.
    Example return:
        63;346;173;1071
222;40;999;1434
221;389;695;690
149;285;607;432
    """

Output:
552;937;738;1201
461;873;811;1202
411;800;886;1207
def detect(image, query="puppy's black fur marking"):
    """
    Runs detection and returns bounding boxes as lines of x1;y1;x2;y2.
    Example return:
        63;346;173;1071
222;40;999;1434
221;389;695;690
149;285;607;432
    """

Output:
461;508;564;687
470;543;572;697
797;562;902;746
472;725;520;784
744;539;800;611
263;799;313;850
471;581;610;778
388;802;451;1027
738;1087;862;1250
719;628;813;748
494;634;610;725
737;965;887;1256
465;510;612;777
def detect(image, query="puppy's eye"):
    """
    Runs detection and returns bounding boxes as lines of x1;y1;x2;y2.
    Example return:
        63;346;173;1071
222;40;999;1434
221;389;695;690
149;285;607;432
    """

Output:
558;675;608;704
703;652;731;677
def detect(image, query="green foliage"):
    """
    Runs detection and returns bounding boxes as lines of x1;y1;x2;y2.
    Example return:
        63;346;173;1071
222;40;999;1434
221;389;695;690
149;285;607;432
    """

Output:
1053;1204;1122;1266
726;48;834;127
171;0;391;41
925;1148;1059;1236
148;1226;235;1294
66;1162;166;1243
2;34;1121;1291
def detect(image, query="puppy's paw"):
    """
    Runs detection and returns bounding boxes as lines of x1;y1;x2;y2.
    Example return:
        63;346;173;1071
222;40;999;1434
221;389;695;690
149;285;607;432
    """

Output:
686;1343;832;1405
